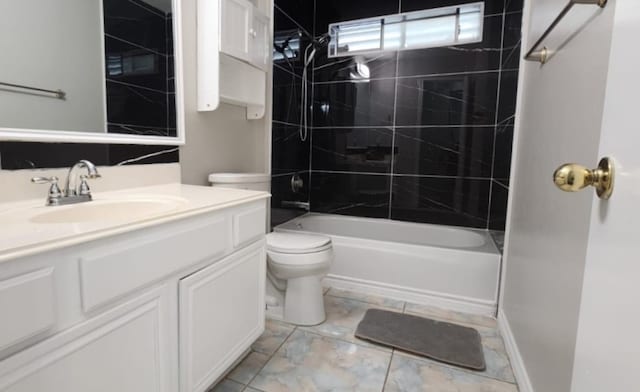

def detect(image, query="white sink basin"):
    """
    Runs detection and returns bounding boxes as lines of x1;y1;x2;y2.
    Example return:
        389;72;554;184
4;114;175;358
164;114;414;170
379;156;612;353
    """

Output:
29;197;188;224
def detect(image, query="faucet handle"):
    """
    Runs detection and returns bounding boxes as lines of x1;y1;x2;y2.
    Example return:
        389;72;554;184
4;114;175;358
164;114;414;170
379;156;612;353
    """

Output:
31;176;62;205
78;175;92;196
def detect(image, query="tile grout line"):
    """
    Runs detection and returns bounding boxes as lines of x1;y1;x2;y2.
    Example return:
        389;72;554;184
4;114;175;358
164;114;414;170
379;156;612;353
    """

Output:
238;322;298;391
388;52;400;219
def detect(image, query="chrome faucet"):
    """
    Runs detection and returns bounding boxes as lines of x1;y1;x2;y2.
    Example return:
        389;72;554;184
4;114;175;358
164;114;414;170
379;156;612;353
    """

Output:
31;160;101;206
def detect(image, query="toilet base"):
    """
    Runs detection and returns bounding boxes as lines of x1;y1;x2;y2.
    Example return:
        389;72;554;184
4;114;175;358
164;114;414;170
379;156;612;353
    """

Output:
284;275;326;326
265;273;326;326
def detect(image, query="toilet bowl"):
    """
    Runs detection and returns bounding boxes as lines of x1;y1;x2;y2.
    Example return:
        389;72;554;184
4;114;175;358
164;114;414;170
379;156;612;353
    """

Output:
208;172;332;325
266;232;333;326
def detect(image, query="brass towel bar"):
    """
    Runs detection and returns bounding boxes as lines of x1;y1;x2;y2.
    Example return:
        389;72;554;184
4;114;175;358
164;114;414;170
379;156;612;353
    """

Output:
524;0;607;64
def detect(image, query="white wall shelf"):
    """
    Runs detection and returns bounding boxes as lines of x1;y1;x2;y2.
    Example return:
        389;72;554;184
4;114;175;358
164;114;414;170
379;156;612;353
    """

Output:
197;0;270;120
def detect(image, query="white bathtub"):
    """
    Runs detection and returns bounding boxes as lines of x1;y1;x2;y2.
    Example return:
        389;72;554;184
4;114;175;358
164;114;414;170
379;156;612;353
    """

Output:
275;213;501;315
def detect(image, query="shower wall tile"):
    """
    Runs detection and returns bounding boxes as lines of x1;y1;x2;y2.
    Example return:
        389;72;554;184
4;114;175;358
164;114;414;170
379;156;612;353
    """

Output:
396;14;504;76
310;172;390;218
493;123;514;183
502;12;523;70
314;52;398;83
506;0;525;14
393;126;495;178
275;0;315;34
390;176;491;228
314;0;400;34
272;66;302;125
489;180;509;231
395;72;500;127
313;79;396;127
401;0;505;15
497;70;519;123
312;128;393;173
272;123;310;174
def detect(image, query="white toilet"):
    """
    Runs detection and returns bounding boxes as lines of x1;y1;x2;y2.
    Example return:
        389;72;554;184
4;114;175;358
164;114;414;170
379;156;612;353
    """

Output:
209;172;333;326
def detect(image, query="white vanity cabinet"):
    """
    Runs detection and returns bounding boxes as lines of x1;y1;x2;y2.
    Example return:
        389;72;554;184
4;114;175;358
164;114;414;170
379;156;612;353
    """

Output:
0;197;268;392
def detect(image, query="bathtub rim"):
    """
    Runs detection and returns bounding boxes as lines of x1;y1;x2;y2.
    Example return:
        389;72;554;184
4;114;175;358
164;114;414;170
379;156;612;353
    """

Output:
275;212;500;255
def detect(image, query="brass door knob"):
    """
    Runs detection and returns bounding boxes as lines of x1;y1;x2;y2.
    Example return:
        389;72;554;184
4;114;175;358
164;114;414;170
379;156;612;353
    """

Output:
553;157;614;199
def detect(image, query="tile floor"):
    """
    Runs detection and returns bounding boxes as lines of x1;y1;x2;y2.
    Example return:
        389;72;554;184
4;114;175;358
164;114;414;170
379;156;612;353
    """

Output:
208;288;518;392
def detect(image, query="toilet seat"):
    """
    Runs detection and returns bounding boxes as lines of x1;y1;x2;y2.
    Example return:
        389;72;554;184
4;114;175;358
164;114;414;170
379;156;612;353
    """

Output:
267;232;331;254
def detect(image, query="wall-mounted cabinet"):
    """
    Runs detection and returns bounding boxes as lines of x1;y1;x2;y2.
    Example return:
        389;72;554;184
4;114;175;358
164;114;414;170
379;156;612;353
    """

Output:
197;0;271;119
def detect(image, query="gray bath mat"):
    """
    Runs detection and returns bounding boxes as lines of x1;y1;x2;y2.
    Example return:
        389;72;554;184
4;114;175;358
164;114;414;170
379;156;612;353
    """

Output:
355;308;485;370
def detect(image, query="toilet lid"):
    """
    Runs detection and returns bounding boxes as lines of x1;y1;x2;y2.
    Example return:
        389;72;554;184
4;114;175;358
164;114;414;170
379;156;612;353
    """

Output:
267;232;331;254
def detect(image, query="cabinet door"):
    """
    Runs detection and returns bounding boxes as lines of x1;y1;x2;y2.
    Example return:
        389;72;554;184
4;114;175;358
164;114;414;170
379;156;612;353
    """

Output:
249;11;270;71
0;286;174;392
179;242;265;392
219;0;252;62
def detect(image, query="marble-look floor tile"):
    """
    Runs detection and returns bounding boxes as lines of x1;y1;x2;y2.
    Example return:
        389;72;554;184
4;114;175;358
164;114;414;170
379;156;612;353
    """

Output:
244;388;264;392
385;353;517;392
299;295;393;351
228;351;270;385
326;287;405;311
403;303;497;329
251;319;295;356
250;330;391;392
207;379;244;392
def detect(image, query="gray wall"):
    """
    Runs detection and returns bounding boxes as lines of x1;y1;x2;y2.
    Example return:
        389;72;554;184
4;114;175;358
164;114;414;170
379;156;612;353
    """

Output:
501;0;616;390
0;0;106;133
179;0;270;186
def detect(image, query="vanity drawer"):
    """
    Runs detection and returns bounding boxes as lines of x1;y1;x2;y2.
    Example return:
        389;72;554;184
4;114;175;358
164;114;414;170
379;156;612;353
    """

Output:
80;214;231;312
0;268;56;353
232;202;266;248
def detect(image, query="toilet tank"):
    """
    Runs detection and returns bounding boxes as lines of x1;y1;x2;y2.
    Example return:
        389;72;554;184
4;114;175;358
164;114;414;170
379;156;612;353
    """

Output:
208;173;271;191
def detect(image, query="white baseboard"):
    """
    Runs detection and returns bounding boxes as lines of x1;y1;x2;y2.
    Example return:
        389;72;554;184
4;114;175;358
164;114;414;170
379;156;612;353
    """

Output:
323;274;496;316
498;309;533;392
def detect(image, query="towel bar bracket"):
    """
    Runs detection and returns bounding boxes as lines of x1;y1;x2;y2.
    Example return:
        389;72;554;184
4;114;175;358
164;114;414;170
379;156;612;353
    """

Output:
524;0;607;64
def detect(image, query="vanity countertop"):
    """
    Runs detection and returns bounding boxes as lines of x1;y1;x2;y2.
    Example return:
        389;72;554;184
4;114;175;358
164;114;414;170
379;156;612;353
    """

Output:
0;183;270;263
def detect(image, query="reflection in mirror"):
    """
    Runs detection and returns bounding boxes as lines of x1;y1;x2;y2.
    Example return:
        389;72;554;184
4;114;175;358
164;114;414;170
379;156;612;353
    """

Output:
0;0;177;138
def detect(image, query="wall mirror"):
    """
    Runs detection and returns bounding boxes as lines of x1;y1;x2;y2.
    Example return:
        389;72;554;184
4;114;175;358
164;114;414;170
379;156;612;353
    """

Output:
0;0;184;145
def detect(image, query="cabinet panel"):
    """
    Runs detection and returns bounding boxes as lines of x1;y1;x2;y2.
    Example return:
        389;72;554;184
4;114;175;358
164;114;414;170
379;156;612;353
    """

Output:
80;215;229;312
0;268;55;354
233;202;266;248
179;242;265;392
220;0;251;61
0;286;172;392
250;11;270;71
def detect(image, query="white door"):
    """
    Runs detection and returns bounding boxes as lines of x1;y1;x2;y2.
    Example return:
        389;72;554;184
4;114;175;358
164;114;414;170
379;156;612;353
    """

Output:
570;1;640;390
501;0;640;391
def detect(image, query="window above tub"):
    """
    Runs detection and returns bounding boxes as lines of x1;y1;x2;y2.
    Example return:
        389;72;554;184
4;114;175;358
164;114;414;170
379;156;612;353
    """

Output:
327;2;484;58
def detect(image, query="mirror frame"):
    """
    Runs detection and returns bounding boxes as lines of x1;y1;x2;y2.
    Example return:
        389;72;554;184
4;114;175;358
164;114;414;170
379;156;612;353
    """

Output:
0;0;185;146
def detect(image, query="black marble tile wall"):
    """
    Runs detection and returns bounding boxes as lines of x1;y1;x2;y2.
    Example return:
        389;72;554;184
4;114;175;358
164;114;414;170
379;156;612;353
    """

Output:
312;128;393;173
0;142;178;170
103;0;176;137
391;176;491;228
310;172;390;218
270;0;523;230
